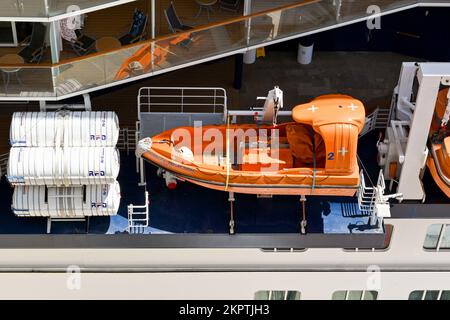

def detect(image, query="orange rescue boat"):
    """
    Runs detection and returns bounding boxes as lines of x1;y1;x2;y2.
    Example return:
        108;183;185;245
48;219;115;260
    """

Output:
137;94;366;196
427;88;450;197
114;43;169;81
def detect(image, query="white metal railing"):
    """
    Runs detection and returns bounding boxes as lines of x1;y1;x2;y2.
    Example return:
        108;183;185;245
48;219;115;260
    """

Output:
127;191;149;234
357;170;402;226
357;171;377;216
137;87;227;121
0;153;8;176
360;108;391;137
117;127;137;153
135;87;228;187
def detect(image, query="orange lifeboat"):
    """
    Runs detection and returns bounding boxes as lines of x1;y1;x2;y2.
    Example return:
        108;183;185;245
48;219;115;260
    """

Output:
114;34;193;81
137;94;366;196
427;88;450;197
114;43;169;81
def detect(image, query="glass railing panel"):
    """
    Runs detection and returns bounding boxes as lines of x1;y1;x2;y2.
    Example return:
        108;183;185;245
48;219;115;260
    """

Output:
103;42;150;84
0;0;137;19
337;0;419;23
54;52;110;97
251;0;304;13
0;0;50;19
47;0;136;17
152;20;248;70
0;66;54;98
248;0;336;47
2;0;450;100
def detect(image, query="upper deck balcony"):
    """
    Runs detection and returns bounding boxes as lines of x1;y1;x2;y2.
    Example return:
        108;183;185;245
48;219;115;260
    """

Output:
0;0;243;62
0;0;138;21
0;0;448;101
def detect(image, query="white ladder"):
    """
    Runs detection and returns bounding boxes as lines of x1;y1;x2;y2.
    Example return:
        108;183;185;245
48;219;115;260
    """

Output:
357;171;377;218
360;108;391;137
127;191;149;234
357;170;403;226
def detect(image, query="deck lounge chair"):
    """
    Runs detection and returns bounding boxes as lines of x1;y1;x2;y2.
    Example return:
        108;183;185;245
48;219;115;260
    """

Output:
219;0;241;12
119;9;148;46
164;2;194;48
18;22;47;63
70;30;96;56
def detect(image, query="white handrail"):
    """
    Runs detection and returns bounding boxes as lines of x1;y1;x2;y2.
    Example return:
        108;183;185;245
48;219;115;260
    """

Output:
360;108;391;137
137;87;227;121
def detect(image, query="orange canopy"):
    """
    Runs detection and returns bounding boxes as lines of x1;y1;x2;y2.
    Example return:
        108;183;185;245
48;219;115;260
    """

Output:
292;94;365;130
292;95;366;175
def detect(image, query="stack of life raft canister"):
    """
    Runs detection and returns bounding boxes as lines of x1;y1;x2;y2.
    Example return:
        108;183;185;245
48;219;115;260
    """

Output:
7;111;121;218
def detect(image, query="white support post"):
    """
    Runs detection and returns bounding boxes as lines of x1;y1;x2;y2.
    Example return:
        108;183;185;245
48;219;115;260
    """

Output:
151;0;156;39
11;22;18;46
333;0;342;21
228;192;235;235
397;64;444;201
243;0;255;63
150;0;156;70
243;0;251;16
39;100;47;111
395;62;419;121
139;158;146;186
48;21;61;63
83;93;91;110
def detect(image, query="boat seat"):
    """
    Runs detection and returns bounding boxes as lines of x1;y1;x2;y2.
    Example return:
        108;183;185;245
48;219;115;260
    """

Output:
285;123;326;168
241;144;293;171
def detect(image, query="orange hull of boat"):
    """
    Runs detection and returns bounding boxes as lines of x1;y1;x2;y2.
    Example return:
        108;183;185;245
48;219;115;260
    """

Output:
427;88;450;197
139;95;365;196
427;145;450;198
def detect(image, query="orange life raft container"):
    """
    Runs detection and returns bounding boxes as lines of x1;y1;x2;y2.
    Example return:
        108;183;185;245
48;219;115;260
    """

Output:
427;88;450;197
137;94;366;196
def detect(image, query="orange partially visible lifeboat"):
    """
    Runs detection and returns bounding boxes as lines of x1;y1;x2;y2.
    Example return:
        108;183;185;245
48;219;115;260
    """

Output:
427;88;450;197
114;43;169;81
137;94;366;196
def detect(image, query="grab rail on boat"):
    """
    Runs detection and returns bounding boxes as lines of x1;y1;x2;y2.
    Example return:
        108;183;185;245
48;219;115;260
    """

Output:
137;87;227;121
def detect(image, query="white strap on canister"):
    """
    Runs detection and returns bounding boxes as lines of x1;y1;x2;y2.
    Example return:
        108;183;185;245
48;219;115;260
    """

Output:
101;112;107;146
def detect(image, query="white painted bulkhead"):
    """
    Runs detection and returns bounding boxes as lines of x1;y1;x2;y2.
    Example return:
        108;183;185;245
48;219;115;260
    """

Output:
0;271;447;300
0;219;448;269
0;218;448;300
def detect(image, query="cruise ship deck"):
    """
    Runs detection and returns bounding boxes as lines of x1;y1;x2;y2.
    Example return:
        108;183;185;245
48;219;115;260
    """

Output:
0;1;450;302
0;132;385;235
0;49;447;238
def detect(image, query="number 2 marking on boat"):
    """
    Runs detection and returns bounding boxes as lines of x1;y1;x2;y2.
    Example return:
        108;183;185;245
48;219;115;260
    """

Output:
328;152;335;160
